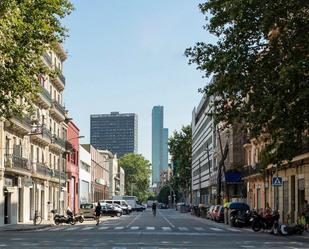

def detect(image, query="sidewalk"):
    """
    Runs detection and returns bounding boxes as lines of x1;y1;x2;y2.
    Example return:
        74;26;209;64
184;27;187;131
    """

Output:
187;211;309;238
0;215;119;232
0;220;52;232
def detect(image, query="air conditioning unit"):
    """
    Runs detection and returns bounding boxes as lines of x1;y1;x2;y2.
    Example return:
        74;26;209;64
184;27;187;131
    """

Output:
17;177;22;188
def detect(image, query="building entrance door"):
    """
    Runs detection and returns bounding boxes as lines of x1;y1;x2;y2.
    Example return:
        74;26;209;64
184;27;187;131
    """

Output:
4;192;11;224
18;188;23;222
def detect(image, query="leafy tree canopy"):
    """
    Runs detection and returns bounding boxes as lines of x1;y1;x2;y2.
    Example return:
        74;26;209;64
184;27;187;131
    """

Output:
168;125;192;198
0;0;73;118
185;1;309;165
119;153;151;202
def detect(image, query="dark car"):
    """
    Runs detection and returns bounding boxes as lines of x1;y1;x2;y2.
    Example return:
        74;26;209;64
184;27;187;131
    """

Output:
135;204;146;212
228;202;250;226
100;203;122;217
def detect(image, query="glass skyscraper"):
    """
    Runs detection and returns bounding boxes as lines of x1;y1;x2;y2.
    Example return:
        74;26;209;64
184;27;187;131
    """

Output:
152;106;169;185
90;112;138;158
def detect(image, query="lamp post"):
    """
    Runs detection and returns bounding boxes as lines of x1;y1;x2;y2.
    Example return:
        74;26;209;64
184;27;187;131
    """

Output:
59;135;84;213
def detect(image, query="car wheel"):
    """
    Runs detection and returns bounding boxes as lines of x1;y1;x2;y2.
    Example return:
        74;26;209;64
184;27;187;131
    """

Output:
116;212;121;217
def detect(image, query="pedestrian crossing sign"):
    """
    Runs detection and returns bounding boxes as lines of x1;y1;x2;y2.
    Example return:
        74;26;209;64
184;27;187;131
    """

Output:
272;176;283;186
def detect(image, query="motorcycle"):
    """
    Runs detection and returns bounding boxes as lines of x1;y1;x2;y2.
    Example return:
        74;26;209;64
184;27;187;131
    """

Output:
74;214;84;223
251;210;280;232
51;209;76;225
230;210;252;227
278;224;304;235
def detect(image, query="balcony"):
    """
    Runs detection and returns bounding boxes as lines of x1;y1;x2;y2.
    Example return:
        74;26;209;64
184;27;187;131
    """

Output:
49;135;66;152
50;100;66;121
241;163;264;179
30;126;52;146
53;169;66;181
4;154;31;174
42;53;52;68
36;87;52;109
35;162;52;178
4;116;32;135
51;69;65;91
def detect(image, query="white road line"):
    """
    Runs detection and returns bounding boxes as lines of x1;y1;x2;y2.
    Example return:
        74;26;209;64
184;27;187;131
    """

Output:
81;226;95;231
210;227;224;231
162;227;172;231
126;212;142;228
227;228;241;232
98;226;109;230
130;226;139;230
49;227;64;231
178;227;189;231
194;227;205;231
146;226;155;230
114;226;124;230
66;227;79;231
159;211;175;228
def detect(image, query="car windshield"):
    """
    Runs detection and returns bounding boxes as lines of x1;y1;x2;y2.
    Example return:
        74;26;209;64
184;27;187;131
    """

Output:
80;204;93;209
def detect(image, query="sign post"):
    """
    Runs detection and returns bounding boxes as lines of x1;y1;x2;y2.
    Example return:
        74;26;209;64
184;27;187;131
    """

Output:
272;176;282;211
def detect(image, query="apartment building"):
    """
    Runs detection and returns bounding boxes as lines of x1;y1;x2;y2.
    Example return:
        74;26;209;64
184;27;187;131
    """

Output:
0;44;68;225
191;94;216;205
79;145;91;204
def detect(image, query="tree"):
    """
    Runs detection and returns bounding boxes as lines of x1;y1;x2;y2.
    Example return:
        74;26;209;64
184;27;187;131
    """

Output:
168;125;192;201
118;153;151;202
157;185;170;204
185;1;309;165
0;0;73;118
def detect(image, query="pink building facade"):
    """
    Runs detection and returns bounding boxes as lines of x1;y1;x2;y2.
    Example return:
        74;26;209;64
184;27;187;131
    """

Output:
66;121;80;214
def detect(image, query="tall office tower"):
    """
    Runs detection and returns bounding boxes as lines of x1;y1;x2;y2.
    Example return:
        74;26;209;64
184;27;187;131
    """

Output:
162;128;169;170
90;112;138;158
152;106;169;185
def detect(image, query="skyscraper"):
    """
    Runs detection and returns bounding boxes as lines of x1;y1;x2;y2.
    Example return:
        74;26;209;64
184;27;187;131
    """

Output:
152;106;169;185
90;112;138;157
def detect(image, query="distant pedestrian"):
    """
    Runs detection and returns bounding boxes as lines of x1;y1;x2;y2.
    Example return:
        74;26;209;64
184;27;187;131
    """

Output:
95;202;101;225
304;200;309;231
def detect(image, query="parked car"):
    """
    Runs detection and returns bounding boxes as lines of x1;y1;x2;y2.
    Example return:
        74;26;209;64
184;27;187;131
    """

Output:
100;200;130;214
79;203;95;219
135;203;146;212
214;206;224;222
228;202;250;226
211;205;221;220
100;203;122;217
206;205;215;219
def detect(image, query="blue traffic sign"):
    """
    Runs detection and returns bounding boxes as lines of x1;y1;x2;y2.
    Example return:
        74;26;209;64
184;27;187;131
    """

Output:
272;176;283;186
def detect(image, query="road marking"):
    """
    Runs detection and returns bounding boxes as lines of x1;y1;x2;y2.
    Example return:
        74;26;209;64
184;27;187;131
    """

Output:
178;227;189;231
81;226;94;231
194;227;205;231
49;227;64;231
99;226;109;230
159;211;175;228
130;226;139;230
126;212;142;228
162;227;172;231
227;228;241;232
210;227;224;231
66;227;79;231
114;226;124;230
146;226;155;230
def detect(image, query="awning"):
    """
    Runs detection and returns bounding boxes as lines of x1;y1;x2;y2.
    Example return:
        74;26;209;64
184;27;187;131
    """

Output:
225;172;242;184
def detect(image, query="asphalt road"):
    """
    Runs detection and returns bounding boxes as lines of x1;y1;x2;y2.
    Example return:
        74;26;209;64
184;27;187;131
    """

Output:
1;209;309;249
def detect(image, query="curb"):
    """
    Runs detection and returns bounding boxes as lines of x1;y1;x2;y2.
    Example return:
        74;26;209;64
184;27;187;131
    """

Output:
0;224;52;232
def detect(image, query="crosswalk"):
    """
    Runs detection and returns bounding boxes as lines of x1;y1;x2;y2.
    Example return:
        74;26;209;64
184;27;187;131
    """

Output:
36;225;242;233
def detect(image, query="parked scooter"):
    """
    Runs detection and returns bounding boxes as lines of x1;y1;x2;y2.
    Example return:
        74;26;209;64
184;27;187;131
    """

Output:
251;210;280;232
230;210;252;227
74;214;84;223
278;224;304;235
51;209;76;225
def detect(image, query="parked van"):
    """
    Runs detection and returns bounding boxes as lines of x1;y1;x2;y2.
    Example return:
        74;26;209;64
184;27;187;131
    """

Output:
100;200;131;214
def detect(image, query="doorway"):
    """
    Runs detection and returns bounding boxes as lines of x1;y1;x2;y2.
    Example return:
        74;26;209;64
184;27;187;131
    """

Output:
41;190;45;219
4;192;11;224
18;188;23;222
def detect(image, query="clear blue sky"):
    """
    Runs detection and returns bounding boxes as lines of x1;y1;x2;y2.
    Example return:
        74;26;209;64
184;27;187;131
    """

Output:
63;0;214;161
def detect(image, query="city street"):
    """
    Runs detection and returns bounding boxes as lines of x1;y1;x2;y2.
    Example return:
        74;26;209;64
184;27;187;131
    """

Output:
1;209;309;249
